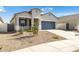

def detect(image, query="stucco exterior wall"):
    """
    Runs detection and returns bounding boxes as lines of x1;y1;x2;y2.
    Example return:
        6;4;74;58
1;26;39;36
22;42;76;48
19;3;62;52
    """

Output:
56;22;76;30
68;23;76;30
31;9;41;18
56;22;66;30
74;19;79;30
0;21;3;24
75;23;79;31
40;13;58;22
0;23;7;32
17;13;32;18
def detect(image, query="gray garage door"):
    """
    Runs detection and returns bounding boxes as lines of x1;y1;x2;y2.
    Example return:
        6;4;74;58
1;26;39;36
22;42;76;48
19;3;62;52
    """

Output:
41;21;55;30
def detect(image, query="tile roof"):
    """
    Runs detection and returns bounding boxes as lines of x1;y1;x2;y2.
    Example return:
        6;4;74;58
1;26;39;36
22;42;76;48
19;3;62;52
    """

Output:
59;13;79;20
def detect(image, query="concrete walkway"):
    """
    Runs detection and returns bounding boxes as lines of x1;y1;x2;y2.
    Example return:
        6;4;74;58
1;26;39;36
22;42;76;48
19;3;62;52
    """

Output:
14;30;79;52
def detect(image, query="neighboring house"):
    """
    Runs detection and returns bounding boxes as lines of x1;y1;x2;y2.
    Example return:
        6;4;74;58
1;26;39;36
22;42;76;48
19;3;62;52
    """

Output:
10;8;58;31
57;14;79;30
0;17;4;24
0;17;14;32
0;17;7;32
10;8;79;32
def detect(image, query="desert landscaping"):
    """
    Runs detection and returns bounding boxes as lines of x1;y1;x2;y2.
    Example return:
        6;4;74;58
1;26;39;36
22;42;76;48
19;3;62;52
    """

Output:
0;31;65;52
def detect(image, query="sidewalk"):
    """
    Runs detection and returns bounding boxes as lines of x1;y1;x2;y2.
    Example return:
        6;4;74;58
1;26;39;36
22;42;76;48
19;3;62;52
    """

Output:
13;30;79;52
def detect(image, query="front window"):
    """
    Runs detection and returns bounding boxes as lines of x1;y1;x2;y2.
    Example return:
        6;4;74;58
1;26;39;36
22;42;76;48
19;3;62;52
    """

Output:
20;20;25;24
19;18;27;26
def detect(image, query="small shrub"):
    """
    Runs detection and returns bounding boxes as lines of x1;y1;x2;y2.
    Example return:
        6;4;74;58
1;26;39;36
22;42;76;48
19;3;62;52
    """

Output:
32;23;38;35
53;36;59;39
25;29;33;32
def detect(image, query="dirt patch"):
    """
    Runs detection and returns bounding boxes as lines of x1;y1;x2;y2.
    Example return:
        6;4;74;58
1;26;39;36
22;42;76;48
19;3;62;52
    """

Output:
0;31;66;52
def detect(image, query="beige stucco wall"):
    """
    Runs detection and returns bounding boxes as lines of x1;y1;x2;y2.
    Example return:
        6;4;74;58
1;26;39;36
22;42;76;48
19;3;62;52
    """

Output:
75;22;79;31
75;19;79;31
0;23;7;32
56;22;66;30
68;23;76;30
0;21;3;24
31;9;41;18
66;20;77;30
40;13;58;22
17;12;32;18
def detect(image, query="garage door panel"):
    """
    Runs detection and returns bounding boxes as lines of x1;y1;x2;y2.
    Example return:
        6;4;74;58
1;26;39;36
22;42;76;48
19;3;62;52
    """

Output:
41;21;55;30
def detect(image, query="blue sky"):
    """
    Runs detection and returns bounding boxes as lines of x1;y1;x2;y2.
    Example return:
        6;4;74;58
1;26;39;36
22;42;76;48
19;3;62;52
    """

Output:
0;6;79;23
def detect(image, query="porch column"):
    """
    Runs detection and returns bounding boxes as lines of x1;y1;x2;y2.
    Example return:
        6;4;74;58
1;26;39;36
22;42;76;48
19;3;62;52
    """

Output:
77;23;79;31
39;18;41;30
15;17;20;31
27;19;29;29
31;15;34;29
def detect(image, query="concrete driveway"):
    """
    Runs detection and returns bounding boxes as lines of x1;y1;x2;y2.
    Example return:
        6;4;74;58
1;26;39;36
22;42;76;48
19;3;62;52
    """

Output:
14;30;79;52
48;30;79;39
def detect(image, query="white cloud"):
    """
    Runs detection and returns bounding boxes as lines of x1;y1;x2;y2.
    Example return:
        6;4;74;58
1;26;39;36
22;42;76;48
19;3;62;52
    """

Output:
0;6;5;12
41;7;53;13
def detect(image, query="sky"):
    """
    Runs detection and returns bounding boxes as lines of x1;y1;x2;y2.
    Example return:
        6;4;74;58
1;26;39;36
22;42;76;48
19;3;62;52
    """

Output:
0;6;79;23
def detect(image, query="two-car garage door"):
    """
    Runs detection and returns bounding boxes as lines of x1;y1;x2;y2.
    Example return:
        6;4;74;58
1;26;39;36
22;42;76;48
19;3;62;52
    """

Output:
41;21;55;30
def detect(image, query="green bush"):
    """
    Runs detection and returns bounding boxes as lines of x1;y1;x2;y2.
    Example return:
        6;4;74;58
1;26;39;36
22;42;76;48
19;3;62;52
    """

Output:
32;23;38;35
25;29;33;32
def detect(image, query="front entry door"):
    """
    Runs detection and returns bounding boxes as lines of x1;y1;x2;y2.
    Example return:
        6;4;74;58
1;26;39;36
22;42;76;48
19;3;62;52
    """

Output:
66;23;69;30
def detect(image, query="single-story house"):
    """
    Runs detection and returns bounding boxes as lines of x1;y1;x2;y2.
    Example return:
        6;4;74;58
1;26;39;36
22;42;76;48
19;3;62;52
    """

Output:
57;14;79;30
10;8;58;31
9;8;79;32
